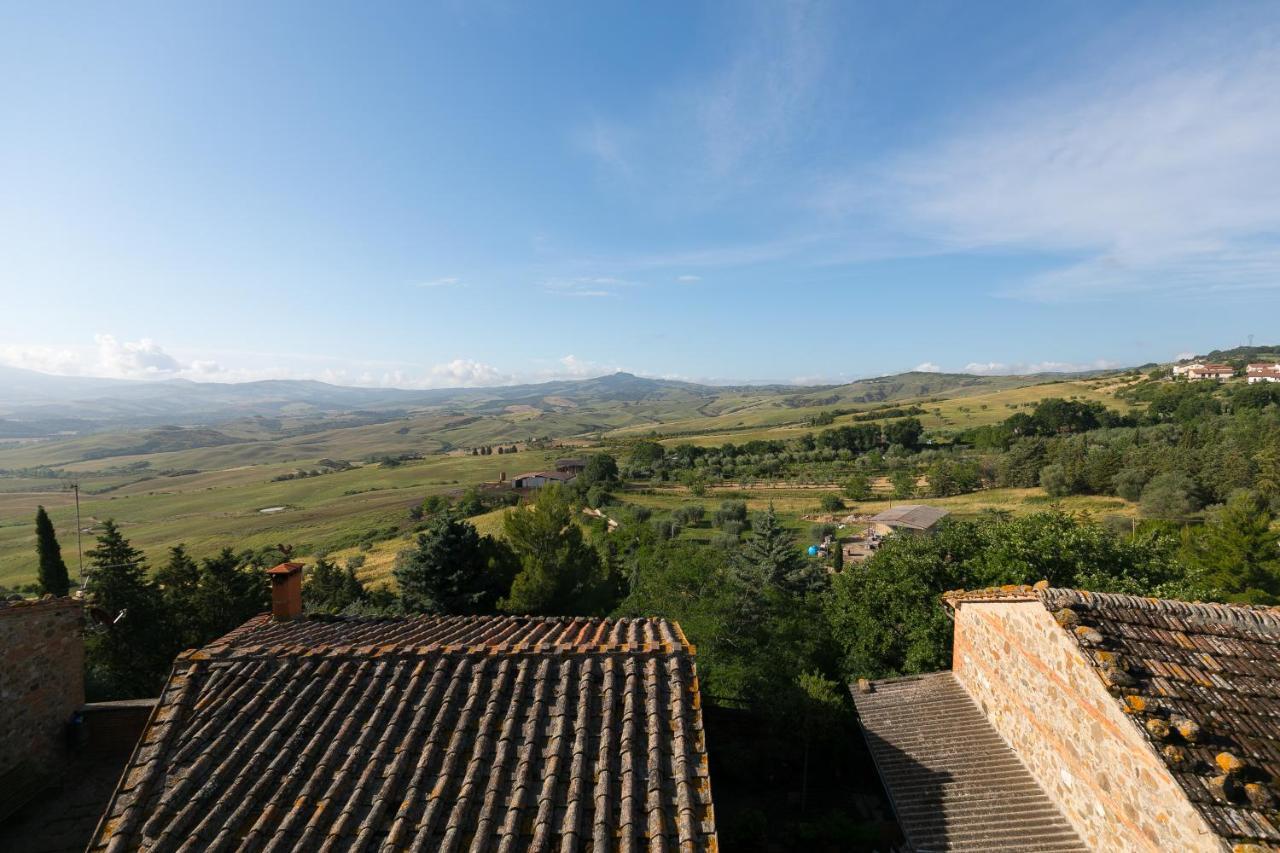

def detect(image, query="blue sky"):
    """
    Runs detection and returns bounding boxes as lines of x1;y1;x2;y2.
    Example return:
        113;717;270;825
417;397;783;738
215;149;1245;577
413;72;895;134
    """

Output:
2;1;1278;387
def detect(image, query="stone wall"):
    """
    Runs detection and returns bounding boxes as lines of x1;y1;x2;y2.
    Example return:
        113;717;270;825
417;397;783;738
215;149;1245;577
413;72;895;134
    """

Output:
0;598;85;780
951;599;1222;853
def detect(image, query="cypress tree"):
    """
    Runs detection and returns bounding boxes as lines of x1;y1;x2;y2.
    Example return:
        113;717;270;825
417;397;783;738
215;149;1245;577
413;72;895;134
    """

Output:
35;505;71;596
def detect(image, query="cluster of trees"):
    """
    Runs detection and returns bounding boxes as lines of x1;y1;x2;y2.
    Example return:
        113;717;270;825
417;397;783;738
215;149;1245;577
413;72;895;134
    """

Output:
621;387;1280;515
828;501;1280;680
622;419;925;485
408;486;518;522
394;488;617;616
371;451;423;468
77;522;275;698
469;445;519;455
271;458;354;481
974;401;1280;519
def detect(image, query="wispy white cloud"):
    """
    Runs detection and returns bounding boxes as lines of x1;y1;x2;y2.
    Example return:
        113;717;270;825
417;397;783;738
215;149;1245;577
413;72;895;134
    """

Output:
676;274;702;283
0;335;658;389
913;362;942;373
542;276;627;297
427;359;508;387
576;0;837;197
962;359;1119;376
849;19;1280;301
550;354;620;379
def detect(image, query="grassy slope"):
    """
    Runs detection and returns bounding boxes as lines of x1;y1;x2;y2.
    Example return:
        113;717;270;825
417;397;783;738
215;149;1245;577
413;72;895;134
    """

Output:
0;372;1137;588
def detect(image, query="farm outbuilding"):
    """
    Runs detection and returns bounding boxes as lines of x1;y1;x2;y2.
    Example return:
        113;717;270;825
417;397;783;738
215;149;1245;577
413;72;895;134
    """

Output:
554;457;588;474
511;470;576;489
868;504;949;536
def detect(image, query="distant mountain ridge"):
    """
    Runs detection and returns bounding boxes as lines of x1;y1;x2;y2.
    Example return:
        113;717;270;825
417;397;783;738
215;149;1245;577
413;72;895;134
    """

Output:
0;363;1125;436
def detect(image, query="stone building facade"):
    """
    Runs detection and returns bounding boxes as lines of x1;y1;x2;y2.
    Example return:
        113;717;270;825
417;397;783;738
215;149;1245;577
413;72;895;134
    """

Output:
855;586;1280;853
0;597;85;787
950;596;1221;852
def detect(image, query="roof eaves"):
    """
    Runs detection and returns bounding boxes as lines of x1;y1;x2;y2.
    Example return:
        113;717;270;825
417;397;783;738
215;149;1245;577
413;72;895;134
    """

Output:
942;583;1045;609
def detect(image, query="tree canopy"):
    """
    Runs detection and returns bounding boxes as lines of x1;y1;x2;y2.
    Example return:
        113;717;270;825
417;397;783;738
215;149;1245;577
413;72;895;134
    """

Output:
500;487;612;614
395;511;516;614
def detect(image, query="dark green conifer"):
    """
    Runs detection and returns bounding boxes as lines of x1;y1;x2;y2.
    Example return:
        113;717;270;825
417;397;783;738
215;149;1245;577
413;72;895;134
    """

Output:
35;505;71;596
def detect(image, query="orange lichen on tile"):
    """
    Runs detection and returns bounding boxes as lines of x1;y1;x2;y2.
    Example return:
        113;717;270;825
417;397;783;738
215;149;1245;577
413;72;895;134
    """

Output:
1217;752;1247;774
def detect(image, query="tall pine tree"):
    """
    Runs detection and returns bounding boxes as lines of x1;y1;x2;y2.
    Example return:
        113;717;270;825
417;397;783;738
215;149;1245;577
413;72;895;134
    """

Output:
1186;491;1280;603
35;505;70;596
306;556;368;614
84;520;168;698
396;512;517;614
155;545;202;650
732;504;826;596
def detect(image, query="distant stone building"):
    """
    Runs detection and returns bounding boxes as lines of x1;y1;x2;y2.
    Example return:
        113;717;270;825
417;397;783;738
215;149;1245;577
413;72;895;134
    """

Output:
868;504;949;536
88;568;719;851
854;585;1280;852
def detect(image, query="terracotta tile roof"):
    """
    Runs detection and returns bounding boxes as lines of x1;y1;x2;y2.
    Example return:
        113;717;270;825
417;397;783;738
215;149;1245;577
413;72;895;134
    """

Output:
89;614;716;851
852;672;1087;852
207;612;691;653
941;583;1044;605
1037;588;1280;850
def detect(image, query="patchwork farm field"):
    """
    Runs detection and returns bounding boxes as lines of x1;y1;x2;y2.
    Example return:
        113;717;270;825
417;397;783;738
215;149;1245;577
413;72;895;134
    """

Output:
0;369;1139;588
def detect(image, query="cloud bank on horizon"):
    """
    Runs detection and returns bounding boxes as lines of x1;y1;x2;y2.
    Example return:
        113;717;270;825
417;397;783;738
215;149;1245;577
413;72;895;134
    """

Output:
0;334;1140;389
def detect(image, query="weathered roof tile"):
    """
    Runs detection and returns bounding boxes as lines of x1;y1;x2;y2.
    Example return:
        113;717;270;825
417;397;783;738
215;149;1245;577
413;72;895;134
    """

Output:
89;614;716;851
1037;587;1280;850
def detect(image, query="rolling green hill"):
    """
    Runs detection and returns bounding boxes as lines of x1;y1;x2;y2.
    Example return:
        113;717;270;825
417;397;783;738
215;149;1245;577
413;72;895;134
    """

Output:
0;366;1135;587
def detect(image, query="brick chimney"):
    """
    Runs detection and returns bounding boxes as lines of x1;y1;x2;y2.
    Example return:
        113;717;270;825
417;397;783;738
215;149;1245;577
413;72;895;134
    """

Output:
267;562;304;621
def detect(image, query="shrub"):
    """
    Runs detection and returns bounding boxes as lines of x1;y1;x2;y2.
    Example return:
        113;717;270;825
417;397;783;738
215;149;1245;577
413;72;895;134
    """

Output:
818;494;844;512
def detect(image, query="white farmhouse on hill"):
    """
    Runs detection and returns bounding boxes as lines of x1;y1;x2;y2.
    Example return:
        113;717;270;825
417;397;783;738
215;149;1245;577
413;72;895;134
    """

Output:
1247;362;1280;383
1186;363;1234;381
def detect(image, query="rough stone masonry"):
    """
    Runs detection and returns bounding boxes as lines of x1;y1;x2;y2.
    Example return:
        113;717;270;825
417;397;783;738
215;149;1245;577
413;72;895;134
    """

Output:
0;597;85;785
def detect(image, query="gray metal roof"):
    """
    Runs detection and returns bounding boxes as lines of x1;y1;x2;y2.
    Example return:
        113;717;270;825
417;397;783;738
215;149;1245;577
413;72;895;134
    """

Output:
852;672;1086;852
869;504;950;530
